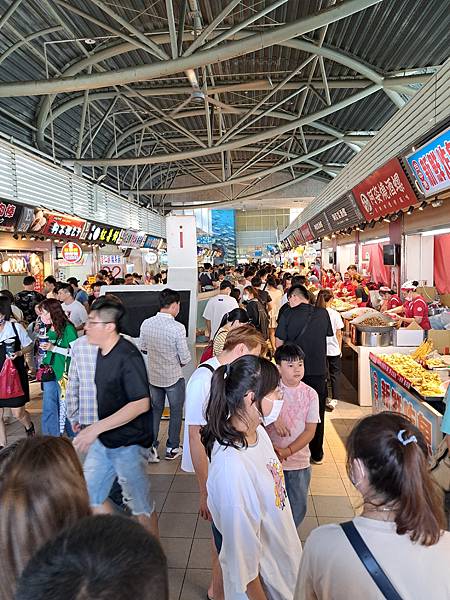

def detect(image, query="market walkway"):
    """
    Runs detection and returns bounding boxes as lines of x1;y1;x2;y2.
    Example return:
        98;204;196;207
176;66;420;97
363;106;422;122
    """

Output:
6;382;371;600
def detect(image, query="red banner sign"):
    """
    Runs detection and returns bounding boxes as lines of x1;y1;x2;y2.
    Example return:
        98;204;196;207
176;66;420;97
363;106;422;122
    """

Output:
42;213;86;239
352;158;417;221
300;223;314;242
369;353;412;391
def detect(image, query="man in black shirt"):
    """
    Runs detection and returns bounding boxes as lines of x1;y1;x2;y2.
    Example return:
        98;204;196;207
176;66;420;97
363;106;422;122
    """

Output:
275;285;333;463
14;275;44;325
74;296;157;536
199;263;214;290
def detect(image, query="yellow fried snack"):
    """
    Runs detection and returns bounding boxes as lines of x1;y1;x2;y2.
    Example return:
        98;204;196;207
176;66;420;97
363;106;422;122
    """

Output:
411;340;433;361
378;353;445;397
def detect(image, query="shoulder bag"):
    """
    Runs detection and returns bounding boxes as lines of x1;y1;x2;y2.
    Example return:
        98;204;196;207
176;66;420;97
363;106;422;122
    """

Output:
340;521;403;600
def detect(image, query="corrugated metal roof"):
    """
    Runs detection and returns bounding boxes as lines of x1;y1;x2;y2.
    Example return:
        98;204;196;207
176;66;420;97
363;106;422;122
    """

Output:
0;0;448;209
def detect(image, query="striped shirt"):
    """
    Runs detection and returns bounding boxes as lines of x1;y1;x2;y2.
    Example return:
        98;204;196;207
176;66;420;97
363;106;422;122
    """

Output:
139;312;191;388
65;335;99;425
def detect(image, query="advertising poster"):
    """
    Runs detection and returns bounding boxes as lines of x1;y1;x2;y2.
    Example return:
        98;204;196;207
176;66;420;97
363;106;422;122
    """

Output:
211;209;236;265
405;127;450;197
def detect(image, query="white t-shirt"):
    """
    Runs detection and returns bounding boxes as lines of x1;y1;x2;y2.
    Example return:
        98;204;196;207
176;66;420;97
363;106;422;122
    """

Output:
0;321;32;347
295;517;450;600
62;300;87;334
207;426;302;600
203;294;238;339
326;307;344;356
181;357;220;472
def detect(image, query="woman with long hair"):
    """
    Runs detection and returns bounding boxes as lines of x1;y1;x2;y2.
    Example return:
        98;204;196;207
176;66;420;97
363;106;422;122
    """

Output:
243;286;269;341
295;412;450;599
0;436;91;600
0;297;34;449
213;308;249;356
37;299;78;437
202;355;301;600
316;289;344;412
266;275;283;350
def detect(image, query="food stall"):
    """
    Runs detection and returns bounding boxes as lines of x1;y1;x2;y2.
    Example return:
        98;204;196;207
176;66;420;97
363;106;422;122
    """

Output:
369;342;449;453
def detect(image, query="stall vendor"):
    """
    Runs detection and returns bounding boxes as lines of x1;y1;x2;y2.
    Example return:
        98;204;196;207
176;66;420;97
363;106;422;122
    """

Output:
379;286;402;312
335;272;356;298
387;280;431;330
353;274;370;307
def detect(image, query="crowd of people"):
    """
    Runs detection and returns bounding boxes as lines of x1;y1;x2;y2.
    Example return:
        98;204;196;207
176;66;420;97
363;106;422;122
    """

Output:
0;261;448;600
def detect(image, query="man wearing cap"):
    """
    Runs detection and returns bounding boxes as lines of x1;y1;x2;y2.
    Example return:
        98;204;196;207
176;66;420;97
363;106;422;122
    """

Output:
67;278;89;308
386;280;431;330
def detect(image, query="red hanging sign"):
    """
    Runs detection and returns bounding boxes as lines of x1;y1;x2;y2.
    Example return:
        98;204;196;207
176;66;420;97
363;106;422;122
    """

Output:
300;223;314;242
352;158;417;221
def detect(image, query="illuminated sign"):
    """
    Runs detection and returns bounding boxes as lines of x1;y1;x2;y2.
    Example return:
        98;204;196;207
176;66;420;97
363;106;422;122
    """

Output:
61;241;83;263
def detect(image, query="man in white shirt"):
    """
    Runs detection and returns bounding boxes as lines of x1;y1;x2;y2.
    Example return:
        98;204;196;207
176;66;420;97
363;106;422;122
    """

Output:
140;289;191;462
57;283;88;335
202;281;238;339
181;325;266;600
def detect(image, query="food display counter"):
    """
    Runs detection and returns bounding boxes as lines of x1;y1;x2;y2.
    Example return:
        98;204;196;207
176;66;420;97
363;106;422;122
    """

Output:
369;352;447;453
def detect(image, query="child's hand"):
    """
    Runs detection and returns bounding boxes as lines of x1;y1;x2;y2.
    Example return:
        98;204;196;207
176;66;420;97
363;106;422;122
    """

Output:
275;446;292;461
274;417;290;437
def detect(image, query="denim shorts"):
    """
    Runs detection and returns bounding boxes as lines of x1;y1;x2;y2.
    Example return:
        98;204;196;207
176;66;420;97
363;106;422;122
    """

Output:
83;439;155;516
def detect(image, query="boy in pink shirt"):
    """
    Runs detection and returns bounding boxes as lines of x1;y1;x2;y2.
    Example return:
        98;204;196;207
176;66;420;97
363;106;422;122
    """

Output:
266;343;320;527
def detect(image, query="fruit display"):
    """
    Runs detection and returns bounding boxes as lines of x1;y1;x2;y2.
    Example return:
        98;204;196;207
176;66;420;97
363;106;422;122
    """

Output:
378;353;445;397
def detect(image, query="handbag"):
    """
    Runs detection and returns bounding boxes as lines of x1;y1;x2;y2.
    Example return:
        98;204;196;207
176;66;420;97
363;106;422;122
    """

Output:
36;352;56;382
0;357;24;399
429;436;450;492
340;521;403;600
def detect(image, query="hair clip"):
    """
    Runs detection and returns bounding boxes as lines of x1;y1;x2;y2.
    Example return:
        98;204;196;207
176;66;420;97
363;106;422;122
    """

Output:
397;429;417;446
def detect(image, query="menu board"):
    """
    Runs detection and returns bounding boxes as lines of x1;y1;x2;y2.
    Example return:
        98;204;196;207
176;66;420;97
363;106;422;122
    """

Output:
405;127;450;198
352;158;417;221
143;235;162;249
119;229;147;247
324;193;363;230
0;200;23;232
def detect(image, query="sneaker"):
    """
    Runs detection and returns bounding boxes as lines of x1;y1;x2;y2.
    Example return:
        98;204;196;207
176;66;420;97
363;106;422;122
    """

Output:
148;447;160;463
325;397;338;412
311;458;324;465
165;446;183;461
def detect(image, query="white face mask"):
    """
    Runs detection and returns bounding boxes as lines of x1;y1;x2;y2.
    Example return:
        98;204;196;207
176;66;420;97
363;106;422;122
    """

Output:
243;294;249;302
263;399;284;426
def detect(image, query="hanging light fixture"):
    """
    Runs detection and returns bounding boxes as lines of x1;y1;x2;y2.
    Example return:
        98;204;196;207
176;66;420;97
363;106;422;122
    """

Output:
418;201;427;211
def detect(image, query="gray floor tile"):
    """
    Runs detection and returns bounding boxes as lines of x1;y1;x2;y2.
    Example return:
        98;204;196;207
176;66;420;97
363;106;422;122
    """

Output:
151;474;175;493
180;569;212;600
161;537;193;569
163;492;200;514
194;517;213;539
159;513;198;538
188;538;213;570
171;474;200;493
154;491;168;513
168;568;186;600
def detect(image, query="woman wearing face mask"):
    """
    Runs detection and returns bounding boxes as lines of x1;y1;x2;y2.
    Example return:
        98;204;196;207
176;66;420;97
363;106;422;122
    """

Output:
202;355;301;600
387;280;431;330
37;299;78;437
213;308;249;356
0;297;34;449
295;412;450;599
88;281;105;307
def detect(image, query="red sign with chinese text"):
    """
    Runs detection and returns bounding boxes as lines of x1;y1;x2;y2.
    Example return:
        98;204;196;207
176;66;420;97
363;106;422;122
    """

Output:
61;242;83;263
42;214;86;239
300;223;314;242
352;158;417;221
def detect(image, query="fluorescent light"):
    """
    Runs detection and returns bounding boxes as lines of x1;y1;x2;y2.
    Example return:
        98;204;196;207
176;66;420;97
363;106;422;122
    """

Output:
421;227;450;237
361;237;390;245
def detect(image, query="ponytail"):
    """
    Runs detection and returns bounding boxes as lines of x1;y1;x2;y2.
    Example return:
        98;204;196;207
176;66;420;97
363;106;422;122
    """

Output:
346;412;445;546
201;356;280;459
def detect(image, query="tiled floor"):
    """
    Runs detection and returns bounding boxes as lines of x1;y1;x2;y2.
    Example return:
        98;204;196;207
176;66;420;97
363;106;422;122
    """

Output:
5;381;371;600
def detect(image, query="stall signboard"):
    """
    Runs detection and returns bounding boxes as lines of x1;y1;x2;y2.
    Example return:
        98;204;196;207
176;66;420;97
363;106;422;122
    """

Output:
0;200;22;232
324;193;363;230
405;127;450;197
84;222;122;244
118;229;147;247
61;242;83;264
300;223;314;242
294;229;305;245
352;158;417;221
370;355;443;453
143;235;162;249
100;255;122;266
41;213;86;239
309;211;331;238
16;205;34;232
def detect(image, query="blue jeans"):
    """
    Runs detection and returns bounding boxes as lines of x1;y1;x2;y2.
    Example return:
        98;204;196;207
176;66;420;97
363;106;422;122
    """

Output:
83;439;154;516
284;467;311;527
41;380;74;438
149;377;185;449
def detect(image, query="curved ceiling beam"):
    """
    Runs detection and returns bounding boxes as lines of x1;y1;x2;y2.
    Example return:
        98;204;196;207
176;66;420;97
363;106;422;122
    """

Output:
63;84;381;167
0;26;64;67
121;139;342;193
165;169;323;210
1;0;382;98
